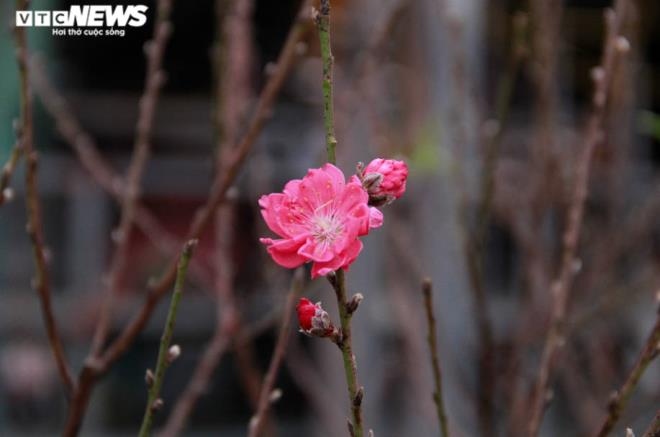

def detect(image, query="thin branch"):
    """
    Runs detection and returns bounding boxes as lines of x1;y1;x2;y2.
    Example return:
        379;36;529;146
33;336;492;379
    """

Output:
62;3;311;435
158;295;285;437
157;321;231;437
29;58;214;291
526;2;630;435
0;130;23;206
474;11;528;249
643;411;660;437
285;339;347;436
595;307;660;437
328;270;364;437
99;0;314;373
248;269;305;437
160;1;290;435
441;14;496;432
159;0;255;430
64;0;176;433
14;0;75;397
422;279;450;437
138;239;197;437
315;2;364;435
316;0;337;164
91;0;175;356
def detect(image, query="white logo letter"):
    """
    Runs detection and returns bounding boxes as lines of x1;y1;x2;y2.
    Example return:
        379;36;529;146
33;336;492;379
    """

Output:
52;11;69;27
128;5;148;27
35;11;51;27
16;11;32;26
87;6;105;26
105;5;132;27
68;5;89;26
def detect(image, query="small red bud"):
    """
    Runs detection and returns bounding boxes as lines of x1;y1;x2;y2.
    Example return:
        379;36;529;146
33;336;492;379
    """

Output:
296;298;336;338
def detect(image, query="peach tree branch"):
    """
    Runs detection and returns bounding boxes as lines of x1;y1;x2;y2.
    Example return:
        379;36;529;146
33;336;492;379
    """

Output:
248;269;305;437
14;0;75;397
138;240;197;437
595;302;660;437
526;1;631;435
422;279;450;437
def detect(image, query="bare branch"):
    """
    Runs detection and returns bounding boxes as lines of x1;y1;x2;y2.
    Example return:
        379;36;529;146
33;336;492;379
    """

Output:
138;240;197;437
422;279;450;437
595;304;660;437
90;0;175;356
642;411;660;437
526;2;631;435
14;0;75;397
100;0;313;376
29;57;215;291
248;269;305;437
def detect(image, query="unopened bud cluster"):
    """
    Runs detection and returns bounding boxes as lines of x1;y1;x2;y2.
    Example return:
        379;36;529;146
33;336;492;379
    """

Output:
296;298;338;339
357;158;408;207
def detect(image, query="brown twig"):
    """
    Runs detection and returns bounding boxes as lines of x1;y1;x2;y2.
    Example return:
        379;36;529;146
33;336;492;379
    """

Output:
285;339;347;436
210;0;273;430
99;0;314;374
248;269;305;437
421;279;450;437
90;0;175;356
526;2;630;435
62;3;313;435
470;15;527;431
14;0;75;398
443;16;496;433
64;1;175;434
643;411;660;437
29;57;214;291
158;323;231;437
158;296;287;437
474;11;528;250
594;305;660;437
62;2;311;434
0;130;22;207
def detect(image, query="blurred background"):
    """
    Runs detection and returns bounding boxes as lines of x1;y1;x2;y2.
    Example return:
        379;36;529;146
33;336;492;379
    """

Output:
0;0;659;436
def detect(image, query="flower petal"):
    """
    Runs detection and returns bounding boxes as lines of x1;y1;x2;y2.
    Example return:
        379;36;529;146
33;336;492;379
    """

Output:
368;207;383;229
298;238;335;262
261;236;307;268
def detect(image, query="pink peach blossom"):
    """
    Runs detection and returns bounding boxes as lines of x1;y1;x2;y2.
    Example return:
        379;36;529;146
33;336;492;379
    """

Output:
361;158;408;203
259;163;382;278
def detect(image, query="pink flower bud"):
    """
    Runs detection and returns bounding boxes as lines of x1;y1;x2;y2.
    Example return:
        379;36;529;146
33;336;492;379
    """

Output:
296;298;336;338
361;158;408;204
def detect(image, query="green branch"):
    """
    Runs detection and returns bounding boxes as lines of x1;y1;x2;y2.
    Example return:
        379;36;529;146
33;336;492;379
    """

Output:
329;269;364;437
138;239;197;437
316;0;337;164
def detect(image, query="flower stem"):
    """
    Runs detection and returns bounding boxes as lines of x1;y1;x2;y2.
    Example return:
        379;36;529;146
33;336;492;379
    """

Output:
316;1;363;434
330;269;364;437
138;239;197;437
316;0;337;165
422;279;450;437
